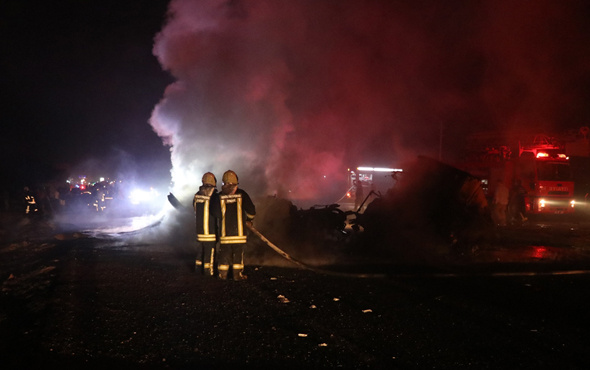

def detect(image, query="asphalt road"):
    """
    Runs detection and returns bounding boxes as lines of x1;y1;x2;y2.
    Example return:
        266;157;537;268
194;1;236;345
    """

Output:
3;214;590;369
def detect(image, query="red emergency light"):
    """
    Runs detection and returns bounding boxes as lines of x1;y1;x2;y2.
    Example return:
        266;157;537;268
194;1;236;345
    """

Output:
536;152;549;158
532;246;547;259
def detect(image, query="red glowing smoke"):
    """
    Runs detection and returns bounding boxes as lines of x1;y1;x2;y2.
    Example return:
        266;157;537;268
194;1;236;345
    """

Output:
149;0;590;203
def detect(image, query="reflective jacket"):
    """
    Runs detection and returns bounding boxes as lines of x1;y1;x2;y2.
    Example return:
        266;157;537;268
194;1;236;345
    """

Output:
219;187;256;245
193;186;221;242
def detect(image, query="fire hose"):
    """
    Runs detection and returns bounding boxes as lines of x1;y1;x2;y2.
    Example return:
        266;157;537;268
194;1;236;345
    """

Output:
246;223;386;279
249;226;590;279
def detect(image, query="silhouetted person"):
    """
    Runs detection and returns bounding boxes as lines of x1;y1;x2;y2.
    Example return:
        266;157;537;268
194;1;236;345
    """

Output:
492;179;509;226
509;179;528;224
355;180;364;211
23;186;38;216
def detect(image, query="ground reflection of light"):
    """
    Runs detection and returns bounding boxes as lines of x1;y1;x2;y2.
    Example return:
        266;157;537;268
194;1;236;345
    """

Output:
87;212;167;236
532;246;548;259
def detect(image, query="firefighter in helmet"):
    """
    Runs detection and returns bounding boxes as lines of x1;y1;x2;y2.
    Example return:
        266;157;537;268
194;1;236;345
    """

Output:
193;172;222;276
217;170;256;281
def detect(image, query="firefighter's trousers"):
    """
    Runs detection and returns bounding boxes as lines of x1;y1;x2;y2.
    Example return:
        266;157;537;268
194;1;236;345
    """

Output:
195;241;216;276
217;243;245;280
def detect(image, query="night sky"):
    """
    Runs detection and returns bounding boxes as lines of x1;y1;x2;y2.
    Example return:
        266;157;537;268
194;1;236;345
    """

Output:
1;1;172;188
3;1;590;202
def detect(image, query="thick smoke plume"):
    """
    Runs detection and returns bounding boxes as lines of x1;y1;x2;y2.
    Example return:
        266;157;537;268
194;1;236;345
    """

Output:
149;0;590;204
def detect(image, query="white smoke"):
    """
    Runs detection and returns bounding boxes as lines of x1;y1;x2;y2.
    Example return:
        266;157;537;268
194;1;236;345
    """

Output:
149;0;590;205
148;0;429;205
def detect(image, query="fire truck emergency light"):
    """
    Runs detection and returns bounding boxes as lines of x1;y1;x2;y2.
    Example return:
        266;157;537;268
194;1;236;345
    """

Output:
356;167;403;172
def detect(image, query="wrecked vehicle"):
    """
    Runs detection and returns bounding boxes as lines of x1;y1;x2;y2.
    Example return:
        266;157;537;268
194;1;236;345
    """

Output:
353;156;493;254
291;203;351;242
255;157;492;256
254;196;351;246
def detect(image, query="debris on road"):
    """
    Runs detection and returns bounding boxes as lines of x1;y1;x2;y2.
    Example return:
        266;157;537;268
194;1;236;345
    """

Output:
277;294;290;303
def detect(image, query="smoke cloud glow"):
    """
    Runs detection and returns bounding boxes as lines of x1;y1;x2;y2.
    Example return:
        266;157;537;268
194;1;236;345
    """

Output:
149;0;590;204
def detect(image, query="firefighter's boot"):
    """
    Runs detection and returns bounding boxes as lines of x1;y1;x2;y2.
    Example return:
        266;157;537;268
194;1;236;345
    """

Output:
218;264;229;280
194;259;203;274
233;264;247;281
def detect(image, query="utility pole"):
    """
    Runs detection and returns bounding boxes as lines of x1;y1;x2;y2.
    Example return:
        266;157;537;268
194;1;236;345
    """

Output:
439;121;443;161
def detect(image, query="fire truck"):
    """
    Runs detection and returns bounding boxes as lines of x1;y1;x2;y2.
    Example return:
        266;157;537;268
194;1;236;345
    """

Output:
460;133;575;215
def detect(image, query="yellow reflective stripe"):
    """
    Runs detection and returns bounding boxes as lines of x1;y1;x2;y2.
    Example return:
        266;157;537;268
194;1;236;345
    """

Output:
195;260;203;265
218;264;230;271
204;263;212;268
220;194;245;238
221;197;226;238
220;236;247;244
232;264;244;270
194;195;211;235
237;196;243;237
203;198;209;234
197;234;216;242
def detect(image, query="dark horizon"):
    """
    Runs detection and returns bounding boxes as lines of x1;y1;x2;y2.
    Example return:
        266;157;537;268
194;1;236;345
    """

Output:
1;1;172;190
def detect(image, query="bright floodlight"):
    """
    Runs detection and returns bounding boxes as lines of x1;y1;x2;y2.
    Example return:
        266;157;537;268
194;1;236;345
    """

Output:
129;187;160;205
356;167;402;172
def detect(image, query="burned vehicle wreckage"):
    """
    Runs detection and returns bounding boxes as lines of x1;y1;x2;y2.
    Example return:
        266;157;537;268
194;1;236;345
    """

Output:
254;156;492;263
353;157;492;255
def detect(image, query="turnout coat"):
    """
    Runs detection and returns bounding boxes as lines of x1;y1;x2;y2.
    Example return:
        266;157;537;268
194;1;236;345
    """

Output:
219;188;256;245
193;186;221;243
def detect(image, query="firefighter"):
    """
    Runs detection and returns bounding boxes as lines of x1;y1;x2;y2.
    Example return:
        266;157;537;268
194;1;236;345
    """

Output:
23;186;38;216
193;172;221;276
217;170;256;281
